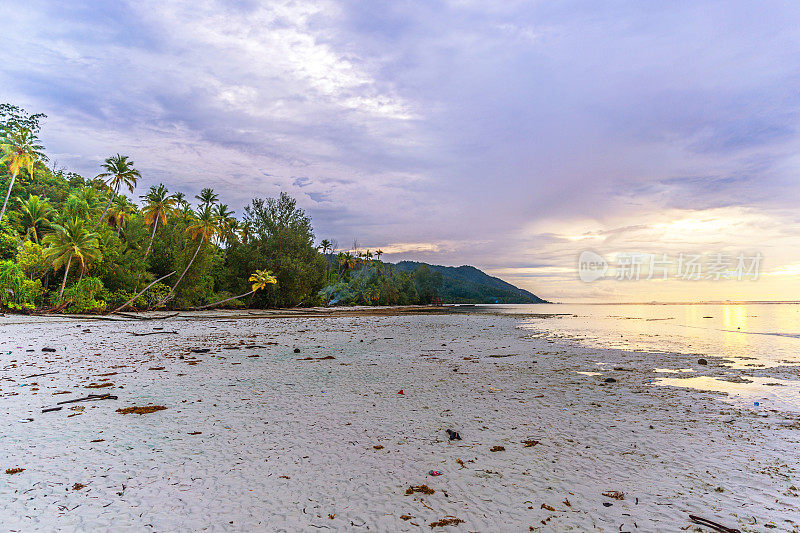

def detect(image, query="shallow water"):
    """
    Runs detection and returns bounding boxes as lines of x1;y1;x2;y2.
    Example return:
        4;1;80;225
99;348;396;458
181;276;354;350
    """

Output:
481;302;800;410
484;302;800;366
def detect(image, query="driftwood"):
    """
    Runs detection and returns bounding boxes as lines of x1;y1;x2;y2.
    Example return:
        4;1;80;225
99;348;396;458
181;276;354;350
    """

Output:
129;331;178;336
689;515;742;533
110;271;175;314
22;371;59;379
56;394;118;405
42;406;63;413
115;312;180;321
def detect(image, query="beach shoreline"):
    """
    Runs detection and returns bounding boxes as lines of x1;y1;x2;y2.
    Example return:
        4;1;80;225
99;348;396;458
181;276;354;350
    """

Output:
1;311;797;531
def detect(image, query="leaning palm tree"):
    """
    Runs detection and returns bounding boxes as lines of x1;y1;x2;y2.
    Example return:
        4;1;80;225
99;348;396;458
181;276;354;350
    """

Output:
17;194;55;243
0;127;47;223
157;205;218;307
94;154;140;229
140;184;176;258
195;187;218;209
194;269;277;310
43;218;101;302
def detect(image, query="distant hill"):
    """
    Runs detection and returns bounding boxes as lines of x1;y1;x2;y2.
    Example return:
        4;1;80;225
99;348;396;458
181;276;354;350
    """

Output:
394;261;548;304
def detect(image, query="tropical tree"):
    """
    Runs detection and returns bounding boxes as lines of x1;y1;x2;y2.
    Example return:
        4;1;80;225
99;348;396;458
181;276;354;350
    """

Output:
17;194;55;243
195;269;277;309
0;127;46;223
213;203;235;245
171;191;186;204
108;195;136;234
320;239;331;255
140;184;176;258
43;218;101;302
375;249;383;261
158;205;217;306
195;187;218;209
94;154;140;229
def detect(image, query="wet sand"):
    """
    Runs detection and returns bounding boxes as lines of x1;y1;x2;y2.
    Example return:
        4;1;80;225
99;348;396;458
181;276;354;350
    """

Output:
1;311;798;531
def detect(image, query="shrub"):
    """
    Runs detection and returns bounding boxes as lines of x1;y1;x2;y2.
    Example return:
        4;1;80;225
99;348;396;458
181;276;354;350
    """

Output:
0;260;43;309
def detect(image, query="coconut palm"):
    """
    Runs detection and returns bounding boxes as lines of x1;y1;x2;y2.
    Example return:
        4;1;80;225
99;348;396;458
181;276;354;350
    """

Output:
17;194;55;243
320;239;331;255
171;191;186;204
175;201;194;222
140;184;176;258
0;127;47;223
375;249;383;261
94;154;140;229
43;218;101;302
157;205;217;307
108;195;136;234
194;269;277;310
240;220;253;244
195;187;218;209
213;203;235;244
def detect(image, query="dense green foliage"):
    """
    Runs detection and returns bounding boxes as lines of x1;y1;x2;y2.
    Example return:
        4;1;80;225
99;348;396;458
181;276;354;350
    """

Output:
0;104;457;313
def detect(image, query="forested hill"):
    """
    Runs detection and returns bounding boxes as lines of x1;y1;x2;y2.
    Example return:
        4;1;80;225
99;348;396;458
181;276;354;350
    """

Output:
394;261;547;304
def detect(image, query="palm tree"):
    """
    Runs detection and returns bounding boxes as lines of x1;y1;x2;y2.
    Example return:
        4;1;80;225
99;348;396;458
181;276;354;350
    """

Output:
0;127;46;223
43;218;101;302
171;191;186;204
195;187;218;209
375;249;383;261
141;184;176;258
320;239;332;280
175;201;194;222
213;203;234;244
240;220;253;244
17;194;55;243
195;269;277;310
157;205;217;307
108;195;136;234
94;154;140;229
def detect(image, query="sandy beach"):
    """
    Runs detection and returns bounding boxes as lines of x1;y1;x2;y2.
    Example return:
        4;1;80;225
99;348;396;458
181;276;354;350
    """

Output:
1;310;798;532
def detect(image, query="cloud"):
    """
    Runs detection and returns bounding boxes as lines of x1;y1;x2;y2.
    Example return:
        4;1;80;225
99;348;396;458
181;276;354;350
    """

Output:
2;0;800;301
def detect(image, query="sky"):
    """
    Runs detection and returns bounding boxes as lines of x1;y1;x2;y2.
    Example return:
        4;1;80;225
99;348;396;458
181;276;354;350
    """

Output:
1;0;799;302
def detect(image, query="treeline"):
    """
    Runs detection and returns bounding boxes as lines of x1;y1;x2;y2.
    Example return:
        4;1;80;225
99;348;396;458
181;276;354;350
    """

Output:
0;104;441;313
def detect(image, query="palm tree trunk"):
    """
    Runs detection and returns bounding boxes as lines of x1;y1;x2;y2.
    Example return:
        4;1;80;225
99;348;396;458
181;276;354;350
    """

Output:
143;218;159;258
58;256;72;302
0;171;18;223
194;289;254;310
157;241;203;307
110;270;175;314
93;185;116;230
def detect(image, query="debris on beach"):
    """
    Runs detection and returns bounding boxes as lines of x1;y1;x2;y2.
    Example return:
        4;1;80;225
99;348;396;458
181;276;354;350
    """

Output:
602;491;624;500
116;405;167;415
522;440;540;447
405;485;435;495
490;445;506;452
688;515;741;533
373;445;384;450
72;483;85;491
5;468;25;475
445;429;461;440
400;515;413;521
541;503;556;511
428;470;443;476
429;516;464;528
85;382;114;388
698;358;708;365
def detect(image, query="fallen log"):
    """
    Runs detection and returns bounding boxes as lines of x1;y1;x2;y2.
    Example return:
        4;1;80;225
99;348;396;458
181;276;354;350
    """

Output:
689;515;742;533
22;371;59;379
129;331;178;336
56;394;118;405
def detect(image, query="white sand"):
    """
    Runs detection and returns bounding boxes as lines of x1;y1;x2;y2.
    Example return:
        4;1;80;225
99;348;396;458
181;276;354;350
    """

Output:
1;312;798;531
